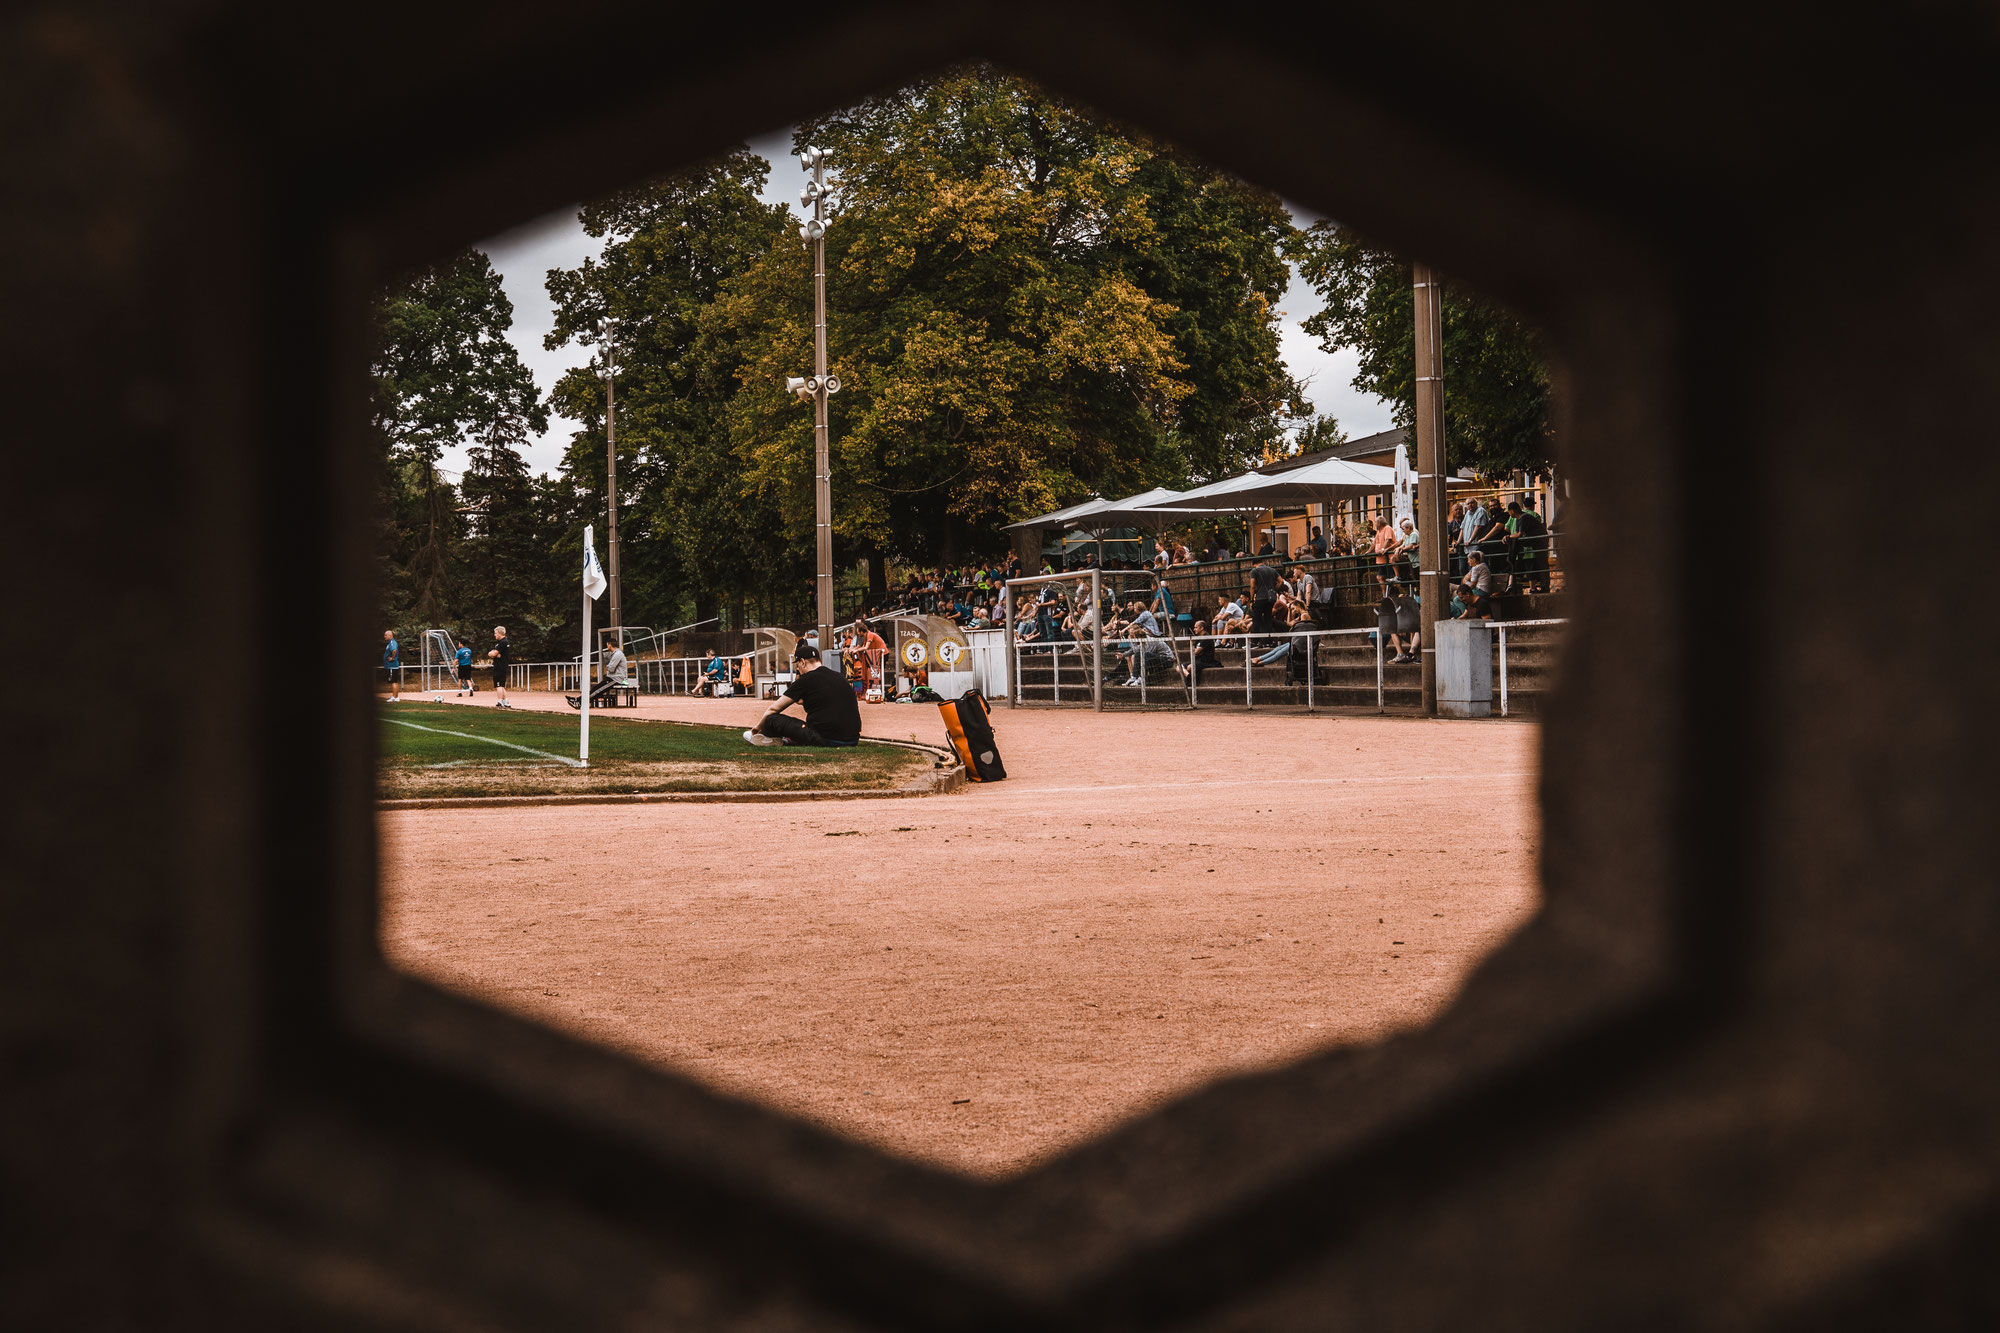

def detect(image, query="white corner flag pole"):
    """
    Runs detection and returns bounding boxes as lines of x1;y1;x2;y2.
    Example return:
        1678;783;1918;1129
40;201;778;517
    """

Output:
580;524;608;767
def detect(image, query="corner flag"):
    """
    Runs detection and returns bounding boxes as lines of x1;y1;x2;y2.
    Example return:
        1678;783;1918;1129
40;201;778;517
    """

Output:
583;525;608;600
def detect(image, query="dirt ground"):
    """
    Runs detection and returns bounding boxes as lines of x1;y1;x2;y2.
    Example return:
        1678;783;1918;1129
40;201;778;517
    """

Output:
380;691;1540;1178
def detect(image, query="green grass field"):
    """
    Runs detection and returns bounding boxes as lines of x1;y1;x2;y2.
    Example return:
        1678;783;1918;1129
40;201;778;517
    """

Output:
379;703;932;800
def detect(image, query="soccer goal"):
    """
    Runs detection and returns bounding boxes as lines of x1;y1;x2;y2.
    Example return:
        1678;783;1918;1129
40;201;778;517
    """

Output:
1002;568;1196;711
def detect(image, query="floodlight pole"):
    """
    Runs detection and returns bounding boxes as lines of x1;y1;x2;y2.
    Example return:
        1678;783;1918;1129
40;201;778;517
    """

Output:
1413;263;1446;715
604;326;622;641
810;156;835;664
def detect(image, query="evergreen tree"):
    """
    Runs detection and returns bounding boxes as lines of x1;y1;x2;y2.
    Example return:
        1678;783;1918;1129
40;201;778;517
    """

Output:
370;249;549;633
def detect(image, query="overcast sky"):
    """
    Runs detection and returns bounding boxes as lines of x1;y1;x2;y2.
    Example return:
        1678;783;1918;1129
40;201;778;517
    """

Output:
464;126;1395;480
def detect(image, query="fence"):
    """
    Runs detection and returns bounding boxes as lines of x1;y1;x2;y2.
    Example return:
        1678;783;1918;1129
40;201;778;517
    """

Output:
1005;610;1569;715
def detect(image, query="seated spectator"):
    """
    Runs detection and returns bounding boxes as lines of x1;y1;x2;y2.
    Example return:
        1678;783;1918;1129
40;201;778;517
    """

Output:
696;649;730;696
1391;582;1422;663
1289;564;1317;607
1190;620;1223;683
587;641;629;703
1375;582;1400;659
1214;592;1249;643
1453;550;1493;618
1306;525;1328;558
1113;598;1178;687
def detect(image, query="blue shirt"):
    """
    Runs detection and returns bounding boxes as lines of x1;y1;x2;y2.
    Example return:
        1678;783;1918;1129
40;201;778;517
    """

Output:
383;638;399;668
456;646;472;668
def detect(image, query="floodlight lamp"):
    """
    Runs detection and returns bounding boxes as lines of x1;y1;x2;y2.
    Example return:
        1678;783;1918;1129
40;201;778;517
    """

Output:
802;218;827;242
798;147;824;170
800;179;825;204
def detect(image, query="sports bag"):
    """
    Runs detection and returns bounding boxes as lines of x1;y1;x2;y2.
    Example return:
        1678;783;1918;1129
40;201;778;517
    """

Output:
938;689;1006;782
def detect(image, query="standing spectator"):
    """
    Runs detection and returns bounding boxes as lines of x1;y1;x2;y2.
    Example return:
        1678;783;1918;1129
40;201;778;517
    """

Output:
381;630;402;702
1251;554;1280;636
1507;499;1549;592
1395;515;1421;583
1370;515;1397;588
1460;494;1489;561
485;626;514;708
1447;500;1466;579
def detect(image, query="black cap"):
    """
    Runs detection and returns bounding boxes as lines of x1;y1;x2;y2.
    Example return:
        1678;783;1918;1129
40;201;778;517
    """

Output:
792;641;821;662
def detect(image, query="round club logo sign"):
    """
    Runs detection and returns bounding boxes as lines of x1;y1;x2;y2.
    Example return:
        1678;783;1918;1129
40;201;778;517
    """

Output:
934;637;966;667
900;638;930;669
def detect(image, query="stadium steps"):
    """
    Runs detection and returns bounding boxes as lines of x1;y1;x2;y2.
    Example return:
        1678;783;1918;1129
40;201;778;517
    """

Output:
1008;620;1562;714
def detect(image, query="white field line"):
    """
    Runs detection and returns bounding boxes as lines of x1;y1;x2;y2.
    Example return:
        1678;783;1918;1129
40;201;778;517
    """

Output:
385;717;586;768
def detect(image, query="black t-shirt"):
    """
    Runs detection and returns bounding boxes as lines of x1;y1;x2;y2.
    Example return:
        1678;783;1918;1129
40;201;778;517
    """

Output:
490;637;512;669
1252;562;1279;600
784;666;861;744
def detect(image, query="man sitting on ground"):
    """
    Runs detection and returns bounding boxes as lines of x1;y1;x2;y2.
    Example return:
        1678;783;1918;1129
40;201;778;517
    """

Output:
745;642;862;748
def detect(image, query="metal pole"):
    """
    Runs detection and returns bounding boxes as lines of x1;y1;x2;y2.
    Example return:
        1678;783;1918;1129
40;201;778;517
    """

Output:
1003;582;1016;707
604;330;622;641
1091;568;1103;711
1413;263;1446;715
1499;625;1510;716
580;558;592;767
812;156;835;665
1376;628;1385;712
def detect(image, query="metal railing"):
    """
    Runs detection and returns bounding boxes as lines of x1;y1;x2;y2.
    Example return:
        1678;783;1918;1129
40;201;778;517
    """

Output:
1007;616;1571;716
1495;617;1567;717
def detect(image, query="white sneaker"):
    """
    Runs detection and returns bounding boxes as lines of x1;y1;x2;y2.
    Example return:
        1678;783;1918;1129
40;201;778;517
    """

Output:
743;729;781;747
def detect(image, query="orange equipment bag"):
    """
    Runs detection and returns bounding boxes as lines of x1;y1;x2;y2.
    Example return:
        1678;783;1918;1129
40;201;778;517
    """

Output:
937;689;1006;782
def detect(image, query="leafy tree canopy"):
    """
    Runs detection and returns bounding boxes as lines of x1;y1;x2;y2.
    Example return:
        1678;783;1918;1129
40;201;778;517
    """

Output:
1288;221;1553;478
544;149;795;622
711;65;1307;563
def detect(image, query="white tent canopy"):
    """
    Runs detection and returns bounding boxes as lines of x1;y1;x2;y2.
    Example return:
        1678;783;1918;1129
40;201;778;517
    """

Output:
1001;495;1106;532
1061;486;1188;532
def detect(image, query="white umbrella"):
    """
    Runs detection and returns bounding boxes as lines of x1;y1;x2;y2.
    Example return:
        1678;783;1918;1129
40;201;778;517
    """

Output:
1063;486;1188;532
1393;444;1414;529
1001;495;1105;532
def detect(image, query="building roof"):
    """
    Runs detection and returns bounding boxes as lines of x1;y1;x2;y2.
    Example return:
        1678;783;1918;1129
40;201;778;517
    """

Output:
1265;426;1408;474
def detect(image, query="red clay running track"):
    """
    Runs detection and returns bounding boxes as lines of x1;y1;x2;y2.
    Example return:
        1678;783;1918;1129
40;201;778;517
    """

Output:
379;691;1540;1178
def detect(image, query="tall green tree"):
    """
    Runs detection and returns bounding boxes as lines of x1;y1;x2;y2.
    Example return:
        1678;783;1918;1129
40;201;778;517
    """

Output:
371;249;548;628
544;149;792;626
1288;221;1553;478
711;65;1306;566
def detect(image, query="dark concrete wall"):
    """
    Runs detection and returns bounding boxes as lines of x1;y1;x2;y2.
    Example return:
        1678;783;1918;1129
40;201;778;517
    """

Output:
4;3;1997;1329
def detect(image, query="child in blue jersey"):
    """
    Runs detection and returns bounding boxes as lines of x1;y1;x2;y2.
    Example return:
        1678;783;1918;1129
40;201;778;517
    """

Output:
381;630;401;701
455;642;475;695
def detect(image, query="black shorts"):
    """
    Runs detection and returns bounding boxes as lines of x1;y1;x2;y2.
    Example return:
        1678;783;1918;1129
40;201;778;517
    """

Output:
491;663;507;686
457;664;474;683
381;666;401;684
